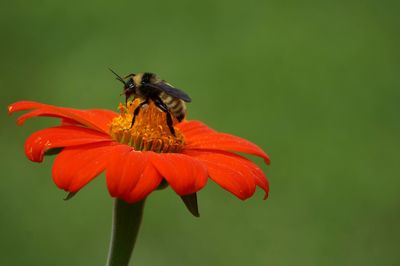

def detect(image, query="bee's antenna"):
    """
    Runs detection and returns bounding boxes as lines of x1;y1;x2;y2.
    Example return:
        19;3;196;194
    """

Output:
108;68;126;85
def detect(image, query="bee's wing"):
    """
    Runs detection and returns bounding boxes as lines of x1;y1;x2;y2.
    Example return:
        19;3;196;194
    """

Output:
145;82;192;102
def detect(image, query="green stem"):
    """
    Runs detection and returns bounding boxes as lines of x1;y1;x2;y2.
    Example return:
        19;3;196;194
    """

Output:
106;199;146;266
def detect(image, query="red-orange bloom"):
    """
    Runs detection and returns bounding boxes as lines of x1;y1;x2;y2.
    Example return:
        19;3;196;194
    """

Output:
8;100;270;203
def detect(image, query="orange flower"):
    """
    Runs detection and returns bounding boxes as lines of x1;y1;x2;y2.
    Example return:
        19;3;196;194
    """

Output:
8;100;270;203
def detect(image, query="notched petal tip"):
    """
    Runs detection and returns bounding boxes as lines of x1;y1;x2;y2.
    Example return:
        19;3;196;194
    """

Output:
184;150;270;201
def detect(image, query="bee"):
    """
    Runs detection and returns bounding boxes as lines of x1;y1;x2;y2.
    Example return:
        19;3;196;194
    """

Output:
109;69;191;136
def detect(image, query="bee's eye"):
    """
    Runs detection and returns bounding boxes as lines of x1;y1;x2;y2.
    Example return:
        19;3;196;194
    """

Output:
126;79;135;89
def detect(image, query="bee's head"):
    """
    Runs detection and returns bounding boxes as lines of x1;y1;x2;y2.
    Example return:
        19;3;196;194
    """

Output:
109;68;137;103
124;76;136;91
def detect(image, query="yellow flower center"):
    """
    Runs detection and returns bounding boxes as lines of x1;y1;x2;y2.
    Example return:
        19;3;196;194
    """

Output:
109;99;185;153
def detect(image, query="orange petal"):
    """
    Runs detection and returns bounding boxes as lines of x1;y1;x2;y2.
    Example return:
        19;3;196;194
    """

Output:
122;163;163;203
25;126;112;162
184;130;270;165
177;120;216;137
184;150;266;200
8;101;117;134
150;152;208;196
106;146;148;198
52;142;116;192
8;101;47;112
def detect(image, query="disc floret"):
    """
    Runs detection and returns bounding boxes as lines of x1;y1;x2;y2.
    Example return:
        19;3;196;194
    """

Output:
109;99;184;153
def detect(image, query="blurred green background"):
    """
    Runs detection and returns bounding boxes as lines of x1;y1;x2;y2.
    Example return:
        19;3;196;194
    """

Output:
1;0;399;265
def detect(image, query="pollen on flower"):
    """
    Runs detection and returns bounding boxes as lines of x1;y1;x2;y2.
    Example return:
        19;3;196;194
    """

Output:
109;99;185;153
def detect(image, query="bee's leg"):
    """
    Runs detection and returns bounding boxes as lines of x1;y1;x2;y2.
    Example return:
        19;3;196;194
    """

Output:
131;99;149;128
165;112;176;136
154;97;176;136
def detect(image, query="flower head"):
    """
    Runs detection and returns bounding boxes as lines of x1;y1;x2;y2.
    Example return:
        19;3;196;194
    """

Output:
8;99;270;205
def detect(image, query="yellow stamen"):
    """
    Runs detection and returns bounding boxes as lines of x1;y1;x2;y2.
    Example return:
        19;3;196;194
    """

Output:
109;99;184;153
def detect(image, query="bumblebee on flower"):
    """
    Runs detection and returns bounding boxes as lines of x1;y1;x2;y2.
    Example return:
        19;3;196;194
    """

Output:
9;71;270;207
8;70;271;265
